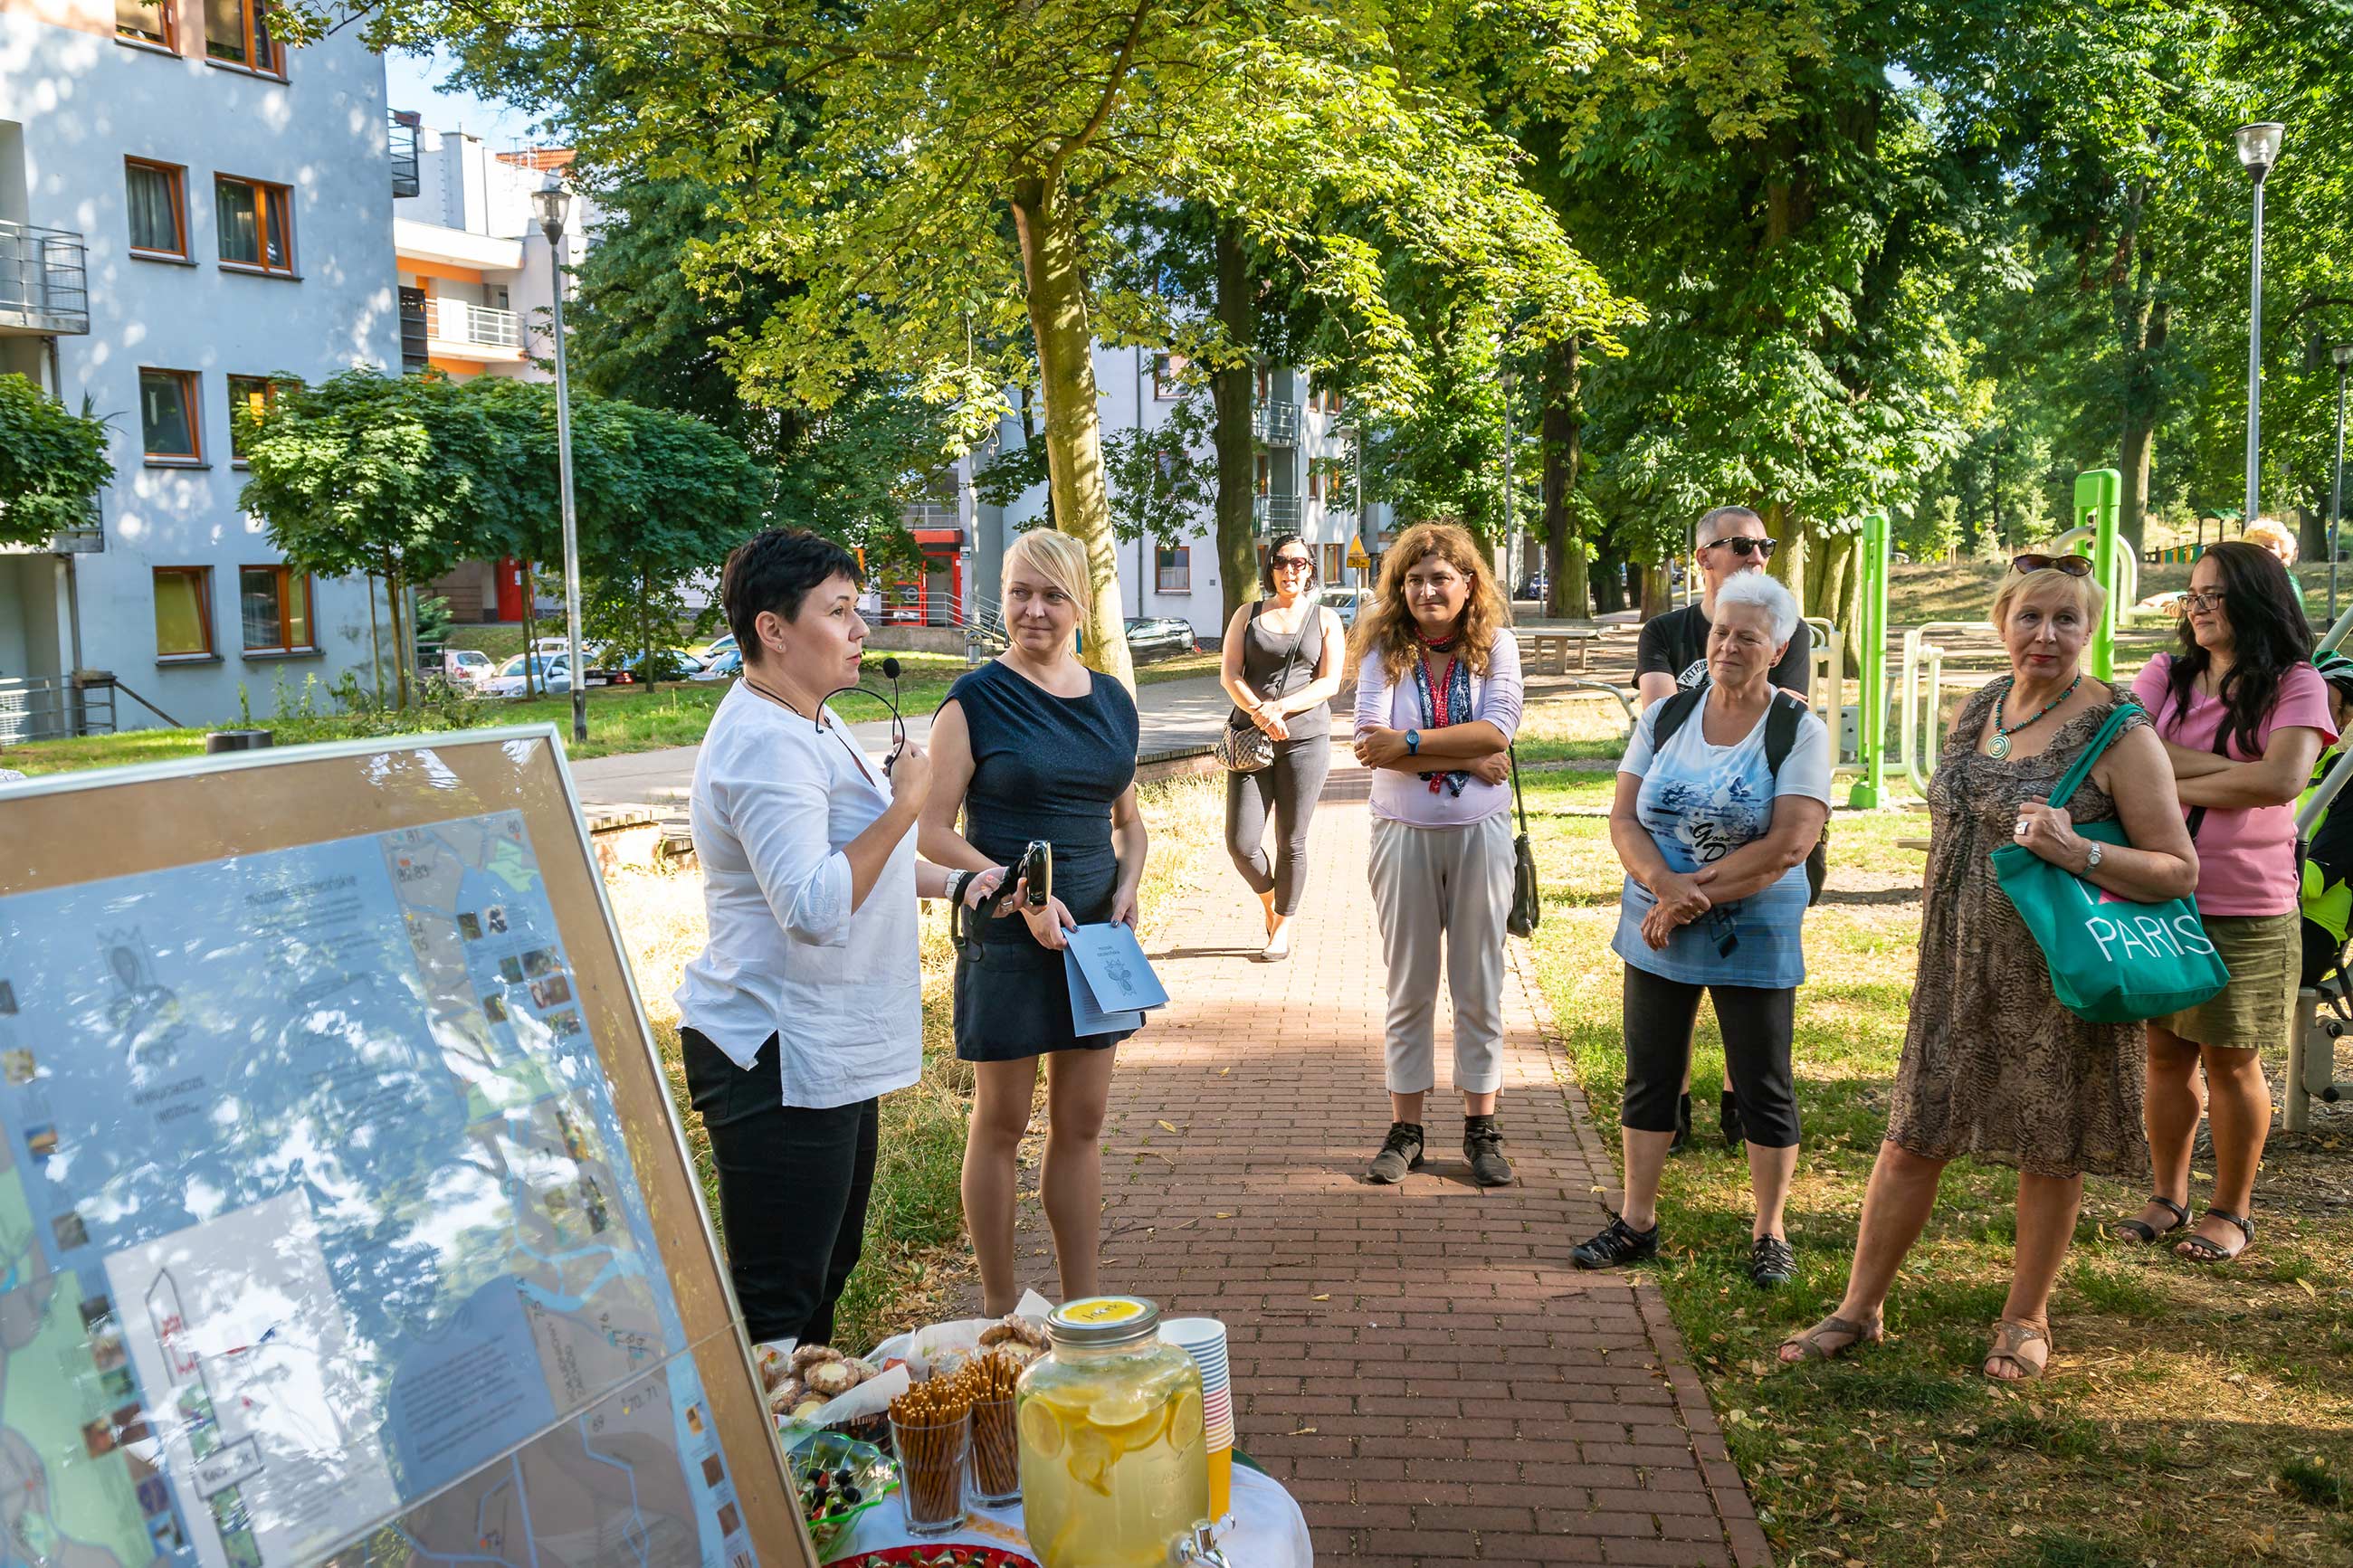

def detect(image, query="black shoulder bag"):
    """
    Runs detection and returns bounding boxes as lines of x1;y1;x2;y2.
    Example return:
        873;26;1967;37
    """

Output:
1507;744;1541;937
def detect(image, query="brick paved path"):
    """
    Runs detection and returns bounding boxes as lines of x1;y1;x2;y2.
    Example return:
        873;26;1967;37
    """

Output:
1015;752;1772;1566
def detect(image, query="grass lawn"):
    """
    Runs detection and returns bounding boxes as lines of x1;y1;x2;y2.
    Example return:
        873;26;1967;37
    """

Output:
1515;745;2353;1566
0;649;1226;781
604;771;1227;1354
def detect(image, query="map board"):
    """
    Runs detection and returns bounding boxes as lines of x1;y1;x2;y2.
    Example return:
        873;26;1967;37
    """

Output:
0;729;814;1568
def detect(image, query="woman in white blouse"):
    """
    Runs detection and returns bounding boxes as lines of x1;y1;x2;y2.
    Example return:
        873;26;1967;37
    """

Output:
1350;522;1524;1189
675;528;1005;1350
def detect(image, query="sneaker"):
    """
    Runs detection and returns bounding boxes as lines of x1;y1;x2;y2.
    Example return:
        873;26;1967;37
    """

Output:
1669;1092;1692;1154
1366;1121;1424;1183
1748;1233;1796;1288
1720;1090;1745;1150
1571;1214;1659;1270
1463;1116;1513;1186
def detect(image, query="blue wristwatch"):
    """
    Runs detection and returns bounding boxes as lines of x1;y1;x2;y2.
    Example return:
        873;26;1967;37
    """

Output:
1405;729;1422;755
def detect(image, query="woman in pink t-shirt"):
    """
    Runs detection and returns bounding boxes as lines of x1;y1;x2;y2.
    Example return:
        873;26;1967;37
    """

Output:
2119;542;2336;1263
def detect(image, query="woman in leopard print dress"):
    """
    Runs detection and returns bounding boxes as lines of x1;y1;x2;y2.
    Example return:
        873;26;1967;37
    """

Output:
1779;559;2199;1381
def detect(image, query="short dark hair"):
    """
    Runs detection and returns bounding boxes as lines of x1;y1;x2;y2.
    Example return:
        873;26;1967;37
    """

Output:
720;528;862;660
1262;533;1316;592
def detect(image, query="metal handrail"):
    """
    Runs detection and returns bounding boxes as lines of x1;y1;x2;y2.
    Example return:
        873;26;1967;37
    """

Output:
1900;620;1996;796
1803;616;1846;766
0;220;90;334
421;298;522;349
1253;494;1302;531
0;672;118;743
1252;399;1300;446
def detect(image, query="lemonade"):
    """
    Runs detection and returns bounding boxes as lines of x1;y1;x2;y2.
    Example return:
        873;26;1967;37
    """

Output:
1017;1297;1209;1568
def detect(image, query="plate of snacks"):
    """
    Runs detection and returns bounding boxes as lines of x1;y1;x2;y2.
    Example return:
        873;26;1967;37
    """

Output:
789;1430;898;1555
763;1343;895;1444
832;1550;1038;1568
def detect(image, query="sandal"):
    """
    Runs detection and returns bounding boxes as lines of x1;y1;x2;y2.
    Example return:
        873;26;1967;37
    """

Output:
2175;1208;2255;1264
1777;1313;1882;1364
2110;1194;2191;1245
1984;1318;2050;1382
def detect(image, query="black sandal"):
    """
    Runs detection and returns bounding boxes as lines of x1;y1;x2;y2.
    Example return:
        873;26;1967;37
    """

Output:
2110;1194;2190;1245
2176;1208;2254;1264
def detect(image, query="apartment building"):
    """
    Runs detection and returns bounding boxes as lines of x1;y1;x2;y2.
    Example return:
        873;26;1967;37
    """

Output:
0;0;401;735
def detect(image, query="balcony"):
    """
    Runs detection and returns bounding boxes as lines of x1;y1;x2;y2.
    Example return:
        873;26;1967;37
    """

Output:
422;297;525;362
0;222;90;336
51;497;102;554
1253;493;1303;534
1253;398;1299;447
390;110;422;199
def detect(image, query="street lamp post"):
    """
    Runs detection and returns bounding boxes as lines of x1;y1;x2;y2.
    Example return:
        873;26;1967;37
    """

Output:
531;177;586;746
2332;342;2353;624
1499;365;1516;613
2236;121;2285;527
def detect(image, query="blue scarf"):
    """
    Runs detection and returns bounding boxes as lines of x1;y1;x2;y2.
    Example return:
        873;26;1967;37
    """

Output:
1410;651;1475;796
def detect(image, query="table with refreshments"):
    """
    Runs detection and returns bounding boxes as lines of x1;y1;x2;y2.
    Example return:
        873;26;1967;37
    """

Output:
769;1296;1313;1567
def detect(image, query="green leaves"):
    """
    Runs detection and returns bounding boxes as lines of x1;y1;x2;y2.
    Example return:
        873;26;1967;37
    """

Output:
0;375;114;549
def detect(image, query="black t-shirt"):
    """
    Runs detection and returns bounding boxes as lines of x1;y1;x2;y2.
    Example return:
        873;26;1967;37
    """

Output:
1635;601;1812;694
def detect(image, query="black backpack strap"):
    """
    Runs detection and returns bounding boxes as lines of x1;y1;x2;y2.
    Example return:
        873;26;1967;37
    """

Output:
1764;690;1806;776
1650;687;1706;752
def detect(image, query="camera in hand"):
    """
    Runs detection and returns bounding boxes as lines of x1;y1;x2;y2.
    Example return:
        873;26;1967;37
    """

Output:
1020;840;1053;908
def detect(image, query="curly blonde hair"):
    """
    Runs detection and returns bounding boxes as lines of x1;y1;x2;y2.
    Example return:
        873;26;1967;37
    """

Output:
1348;522;1508;680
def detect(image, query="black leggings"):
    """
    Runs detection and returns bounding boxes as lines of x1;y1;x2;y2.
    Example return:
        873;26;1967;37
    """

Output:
681;1028;878;1345
1225;736;1332;916
1622;965;1801;1148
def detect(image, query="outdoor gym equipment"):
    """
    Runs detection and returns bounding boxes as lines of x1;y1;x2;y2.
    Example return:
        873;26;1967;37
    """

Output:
2289;611;2353;1130
1848;511;1890;807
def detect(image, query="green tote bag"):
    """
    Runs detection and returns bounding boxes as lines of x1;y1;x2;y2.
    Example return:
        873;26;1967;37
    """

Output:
1988;701;2229;1024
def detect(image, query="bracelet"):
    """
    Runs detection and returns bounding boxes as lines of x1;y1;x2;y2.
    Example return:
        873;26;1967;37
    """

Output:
945;869;972;908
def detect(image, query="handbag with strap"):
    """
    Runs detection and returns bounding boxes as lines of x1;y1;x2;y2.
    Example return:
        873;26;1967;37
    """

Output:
1215;602;1318;774
1988;700;2228;1023
1507;743;1541;937
1650;687;1828;905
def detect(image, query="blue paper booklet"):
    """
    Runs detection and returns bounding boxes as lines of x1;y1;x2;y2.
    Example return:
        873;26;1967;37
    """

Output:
1062;922;1168;1034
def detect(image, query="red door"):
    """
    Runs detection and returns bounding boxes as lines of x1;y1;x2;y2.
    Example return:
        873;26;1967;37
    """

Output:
494;557;526;622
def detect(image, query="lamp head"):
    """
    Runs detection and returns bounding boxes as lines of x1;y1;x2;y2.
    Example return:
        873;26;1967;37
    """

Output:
2335;343;2353;371
531;178;570;241
2235;121;2285;179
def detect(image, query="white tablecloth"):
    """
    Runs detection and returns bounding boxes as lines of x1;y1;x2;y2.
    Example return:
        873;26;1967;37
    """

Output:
821;1459;1312;1564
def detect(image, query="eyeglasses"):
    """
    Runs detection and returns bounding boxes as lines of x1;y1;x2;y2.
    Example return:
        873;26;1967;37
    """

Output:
2010;553;2095;578
1272;556;1313;573
1702;537;1777;560
2180;589;2226;613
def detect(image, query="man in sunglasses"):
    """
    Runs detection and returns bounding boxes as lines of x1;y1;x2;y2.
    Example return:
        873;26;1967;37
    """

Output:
1634;504;1814;1152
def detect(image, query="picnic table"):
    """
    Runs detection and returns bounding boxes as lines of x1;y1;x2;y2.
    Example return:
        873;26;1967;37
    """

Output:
1515;625;1605;675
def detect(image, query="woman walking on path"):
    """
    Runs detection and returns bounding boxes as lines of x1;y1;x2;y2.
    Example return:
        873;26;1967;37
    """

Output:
2113;541;2333;1264
1781;557;2197;1379
920;528;1148;1316
1219;534;1348;962
1350;523;1524;1188
677;528;982;1350
1577;574;1829;1288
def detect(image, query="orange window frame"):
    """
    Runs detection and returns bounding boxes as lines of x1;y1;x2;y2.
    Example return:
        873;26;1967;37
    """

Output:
238;564;311;652
115;0;176;50
205;0;283;74
214;176;295;276
125;158;189;259
138;368;202;462
226;375;277;462
153;567;215;658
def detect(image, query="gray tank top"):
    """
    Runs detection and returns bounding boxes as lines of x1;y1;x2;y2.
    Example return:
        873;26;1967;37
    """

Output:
1231;600;1330;738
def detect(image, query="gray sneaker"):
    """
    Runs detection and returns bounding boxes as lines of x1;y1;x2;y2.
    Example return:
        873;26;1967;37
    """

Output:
1464;1116;1514;1186
1366;1121;1424;1183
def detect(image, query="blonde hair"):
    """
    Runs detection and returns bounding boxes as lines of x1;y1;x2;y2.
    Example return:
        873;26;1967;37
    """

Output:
1990;558;2107;632
1004;527;1091;634
1348;522;1507;679
2245;518;2298;565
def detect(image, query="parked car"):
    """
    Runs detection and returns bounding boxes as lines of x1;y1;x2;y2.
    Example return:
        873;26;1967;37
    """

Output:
1319;585;1372;628
694;648;744;681
1124;617;1199;664
440;648;495;686
604;648;708;685
700;632;738;660
476;654;576;698
1514;571;1550;603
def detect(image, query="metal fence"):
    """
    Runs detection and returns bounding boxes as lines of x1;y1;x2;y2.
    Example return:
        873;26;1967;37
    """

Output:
0;673;116;744
1253;398;1300;446
0;221;89;335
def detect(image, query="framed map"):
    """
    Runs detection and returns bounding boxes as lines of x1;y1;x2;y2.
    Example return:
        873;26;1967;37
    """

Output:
0;728;814;1568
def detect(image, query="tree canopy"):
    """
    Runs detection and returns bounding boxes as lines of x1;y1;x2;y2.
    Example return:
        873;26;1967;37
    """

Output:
0;375;112;551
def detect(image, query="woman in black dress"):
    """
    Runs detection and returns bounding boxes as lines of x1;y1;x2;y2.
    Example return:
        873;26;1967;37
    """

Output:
921;528;1148;1315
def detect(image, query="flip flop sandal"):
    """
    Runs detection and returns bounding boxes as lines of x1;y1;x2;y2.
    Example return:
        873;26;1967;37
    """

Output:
2110;1194;2190;1245
2175;1208;2254;1264
1778;1314;1882;1364
1984;1318;2050;1382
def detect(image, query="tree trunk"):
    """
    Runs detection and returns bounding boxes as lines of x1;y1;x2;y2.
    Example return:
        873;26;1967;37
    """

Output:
521;559;539;699
1539;338;1585;619
1764;500;1805;615
2120;409;2157;562
1638;557;1671;619
1010;171;1133;691
641;567;656;692
366;572;384;703
385;556;412;709
1592;537;1625;614
1810;527;1860;670
1210;220;1259;625
2113;197;2166;556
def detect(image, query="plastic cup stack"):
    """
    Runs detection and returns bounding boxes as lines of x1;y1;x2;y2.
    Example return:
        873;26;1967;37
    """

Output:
1160;1317;1234;1518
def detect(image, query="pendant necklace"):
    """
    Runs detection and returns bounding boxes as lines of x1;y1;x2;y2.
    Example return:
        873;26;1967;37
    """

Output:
1988;673;2082;759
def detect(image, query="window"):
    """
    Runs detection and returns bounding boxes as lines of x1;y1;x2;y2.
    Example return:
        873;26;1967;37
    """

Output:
214;176;294;274
1323;543;1345;583
126;159;187;258
153;568;215;658
205;0;281;72
1307;468;1321;503
1155;544;1191;594
138;369;201;462
226;375;277;462
1152;354;1187;401
115;0;173;49
1311;381;1343;415
239;565;312;653
1254;366;1272;403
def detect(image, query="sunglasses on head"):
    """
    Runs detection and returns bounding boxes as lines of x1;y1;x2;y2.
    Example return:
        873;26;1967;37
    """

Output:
2011;553;2095;578
1704;537;1777;560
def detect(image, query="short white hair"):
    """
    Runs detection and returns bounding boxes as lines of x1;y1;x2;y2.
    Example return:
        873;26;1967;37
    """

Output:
1713;571;1800;646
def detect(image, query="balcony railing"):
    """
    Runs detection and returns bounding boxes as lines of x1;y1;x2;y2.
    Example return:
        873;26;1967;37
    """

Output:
0;221;90;336
0;672;115;744
390;110;422;199
51;496;102;554
1253;398;1300;446
422;298;522;350
1253;493;1303;533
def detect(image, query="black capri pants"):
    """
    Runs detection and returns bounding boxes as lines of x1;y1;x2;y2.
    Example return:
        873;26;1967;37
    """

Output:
1225;735;1332;917
1622;965;1801;1148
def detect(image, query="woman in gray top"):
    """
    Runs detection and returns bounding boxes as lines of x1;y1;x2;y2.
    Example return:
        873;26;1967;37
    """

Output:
1218;535;1348;961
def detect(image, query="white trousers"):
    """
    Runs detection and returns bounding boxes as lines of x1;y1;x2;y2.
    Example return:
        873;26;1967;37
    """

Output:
1368;810;1513;1097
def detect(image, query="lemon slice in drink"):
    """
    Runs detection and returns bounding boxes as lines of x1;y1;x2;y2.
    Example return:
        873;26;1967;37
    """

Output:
1087;1387;1154;1429
1019;1397;1065;1460
1165;1387;1204;1449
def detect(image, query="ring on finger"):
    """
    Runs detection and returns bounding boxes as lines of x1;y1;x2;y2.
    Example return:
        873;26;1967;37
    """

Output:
2014;818;2032;837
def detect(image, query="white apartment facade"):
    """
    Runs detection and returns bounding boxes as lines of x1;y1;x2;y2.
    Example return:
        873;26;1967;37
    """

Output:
0;0;401;735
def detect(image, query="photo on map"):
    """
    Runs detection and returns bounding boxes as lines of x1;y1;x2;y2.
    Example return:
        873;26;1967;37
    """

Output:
486;906;509;935
90;1329;126;1372
79;1293;115;1333
499;955;525;984
2;1049;31;1084
101;1364;134;1401
112;1403;150;1445
27;1125;57;1158
0;979;14;1014
700;1454;724;1487
482;995;507;1022
457;913;481;941
716;1503;740;1536
52;1210;87;1250
81;1417;115;1458
549;1011;582;1038
520;947;559;979
529;974;572;1010
685;1404;705;1436
150;1514;186;1553
136;1473;168;1517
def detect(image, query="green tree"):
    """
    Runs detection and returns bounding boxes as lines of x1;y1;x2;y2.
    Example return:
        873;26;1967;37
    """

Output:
0;375;112;550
